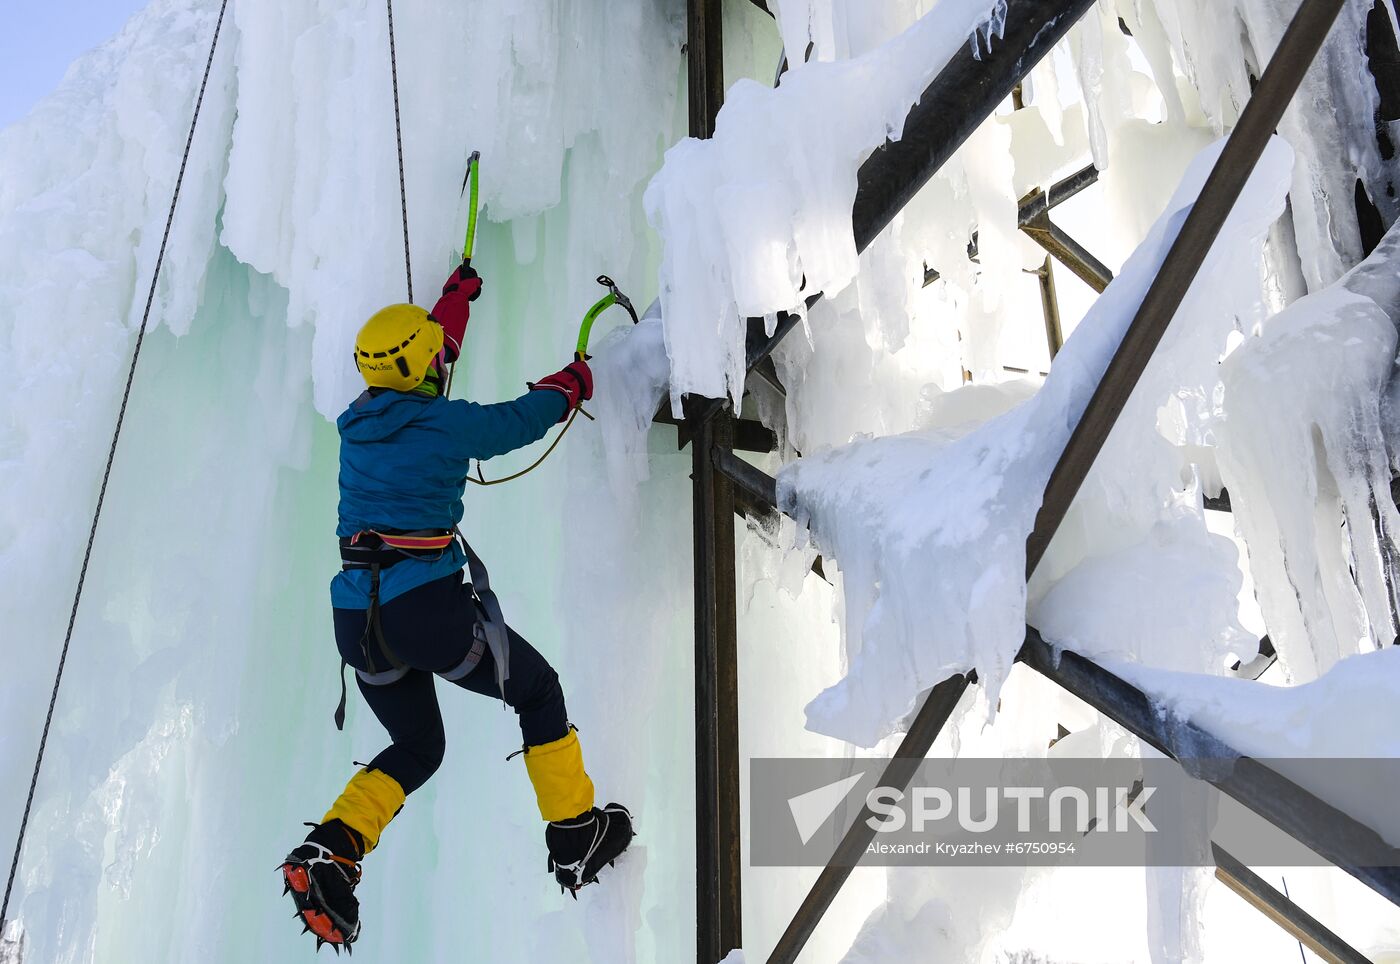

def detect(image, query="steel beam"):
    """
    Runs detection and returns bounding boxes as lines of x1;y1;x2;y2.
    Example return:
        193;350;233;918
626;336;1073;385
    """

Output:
663;412;777;454
714;448;778;510
766;674;974;963
687;0;724;140
1033;256;1065;358
1019;163;1101;226
687;1;740;960
1204;490;1234;513
1021;215;1115;293
1212;844;1372;964
689;403;742;963
1020;630;1400;906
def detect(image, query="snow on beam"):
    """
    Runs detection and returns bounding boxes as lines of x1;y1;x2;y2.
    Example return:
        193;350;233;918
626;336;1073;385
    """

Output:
1019;629;1400;908
743;0;1101;377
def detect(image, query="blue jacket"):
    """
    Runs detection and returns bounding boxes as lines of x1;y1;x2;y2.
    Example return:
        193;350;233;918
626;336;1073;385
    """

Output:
330;387;566;609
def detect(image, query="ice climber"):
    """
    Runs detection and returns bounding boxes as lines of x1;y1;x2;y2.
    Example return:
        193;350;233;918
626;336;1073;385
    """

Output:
279;260;634;951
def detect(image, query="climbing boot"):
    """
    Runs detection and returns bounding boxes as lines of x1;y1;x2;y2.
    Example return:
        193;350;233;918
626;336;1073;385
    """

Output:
282;767;405;952
281;819;364;952
546;802;635;895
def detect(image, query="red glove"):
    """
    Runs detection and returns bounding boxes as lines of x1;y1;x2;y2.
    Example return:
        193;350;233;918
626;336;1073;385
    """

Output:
529;360;593;421
429;261;482;363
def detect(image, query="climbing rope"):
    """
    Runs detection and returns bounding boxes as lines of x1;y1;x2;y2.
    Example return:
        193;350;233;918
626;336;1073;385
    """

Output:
463;275;637;487
0;0;231;935
465;405;594;487
386;0;413;303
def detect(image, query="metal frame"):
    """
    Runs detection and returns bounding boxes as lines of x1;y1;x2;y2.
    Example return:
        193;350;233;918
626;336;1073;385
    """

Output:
679;0;1370;961
926;163;1101;368
1212;844;1372;964
685;3;742;960
782;4;1354;956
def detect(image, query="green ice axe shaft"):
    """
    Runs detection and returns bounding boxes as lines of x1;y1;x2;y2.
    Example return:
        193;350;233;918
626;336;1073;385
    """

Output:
576;293;616;360
445;151;480;401
460;150;481;262
575;275;638;361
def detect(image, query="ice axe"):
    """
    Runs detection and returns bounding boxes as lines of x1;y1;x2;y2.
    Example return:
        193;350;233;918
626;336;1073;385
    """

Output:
465;276;640;487
444;150;481;399
574;275;639;362
459;149;481;264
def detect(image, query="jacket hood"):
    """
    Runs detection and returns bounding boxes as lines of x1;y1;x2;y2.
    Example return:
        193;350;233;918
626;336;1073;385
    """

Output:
337;389;434;442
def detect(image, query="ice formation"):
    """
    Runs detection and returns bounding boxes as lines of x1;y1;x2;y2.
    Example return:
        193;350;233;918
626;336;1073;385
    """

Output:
777;137;1291;748
644;0;1005;411
4;0;1400;961
1217;222;1400;681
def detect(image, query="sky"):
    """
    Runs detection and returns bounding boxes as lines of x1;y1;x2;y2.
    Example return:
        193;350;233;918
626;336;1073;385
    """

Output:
1;0;149;130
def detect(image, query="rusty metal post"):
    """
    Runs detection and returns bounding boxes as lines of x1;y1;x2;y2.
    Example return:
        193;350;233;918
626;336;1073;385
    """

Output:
1020;215;1114;292
687;1;739;960
1035;256;1064;359
1212;845;1372;964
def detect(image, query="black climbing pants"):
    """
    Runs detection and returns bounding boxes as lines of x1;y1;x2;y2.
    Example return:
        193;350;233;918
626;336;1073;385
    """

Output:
332;571;570;795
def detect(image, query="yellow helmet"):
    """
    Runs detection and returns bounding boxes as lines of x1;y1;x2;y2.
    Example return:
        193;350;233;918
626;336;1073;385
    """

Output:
354;304;444;391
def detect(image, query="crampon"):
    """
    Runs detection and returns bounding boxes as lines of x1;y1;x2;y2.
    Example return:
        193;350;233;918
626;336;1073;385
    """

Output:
547;802;635;898
280;825;363;954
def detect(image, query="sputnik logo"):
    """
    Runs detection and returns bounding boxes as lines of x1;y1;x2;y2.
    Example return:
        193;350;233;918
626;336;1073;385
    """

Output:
787;773;864;845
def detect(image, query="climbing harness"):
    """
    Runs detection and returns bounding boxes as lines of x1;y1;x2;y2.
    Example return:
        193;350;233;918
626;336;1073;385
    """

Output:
344;22;638;732
0;0;232;934
334;527;513;728
463;274;639;487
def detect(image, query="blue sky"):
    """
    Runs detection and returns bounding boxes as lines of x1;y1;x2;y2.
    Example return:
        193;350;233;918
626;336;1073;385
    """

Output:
1;0;149;130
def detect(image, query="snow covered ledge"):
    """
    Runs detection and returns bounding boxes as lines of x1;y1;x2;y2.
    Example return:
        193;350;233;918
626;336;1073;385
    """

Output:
777;137;1293;748
643;0;1010;413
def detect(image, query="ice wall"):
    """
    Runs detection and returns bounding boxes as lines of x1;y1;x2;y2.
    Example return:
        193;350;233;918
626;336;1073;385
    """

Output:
0;0;722;962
